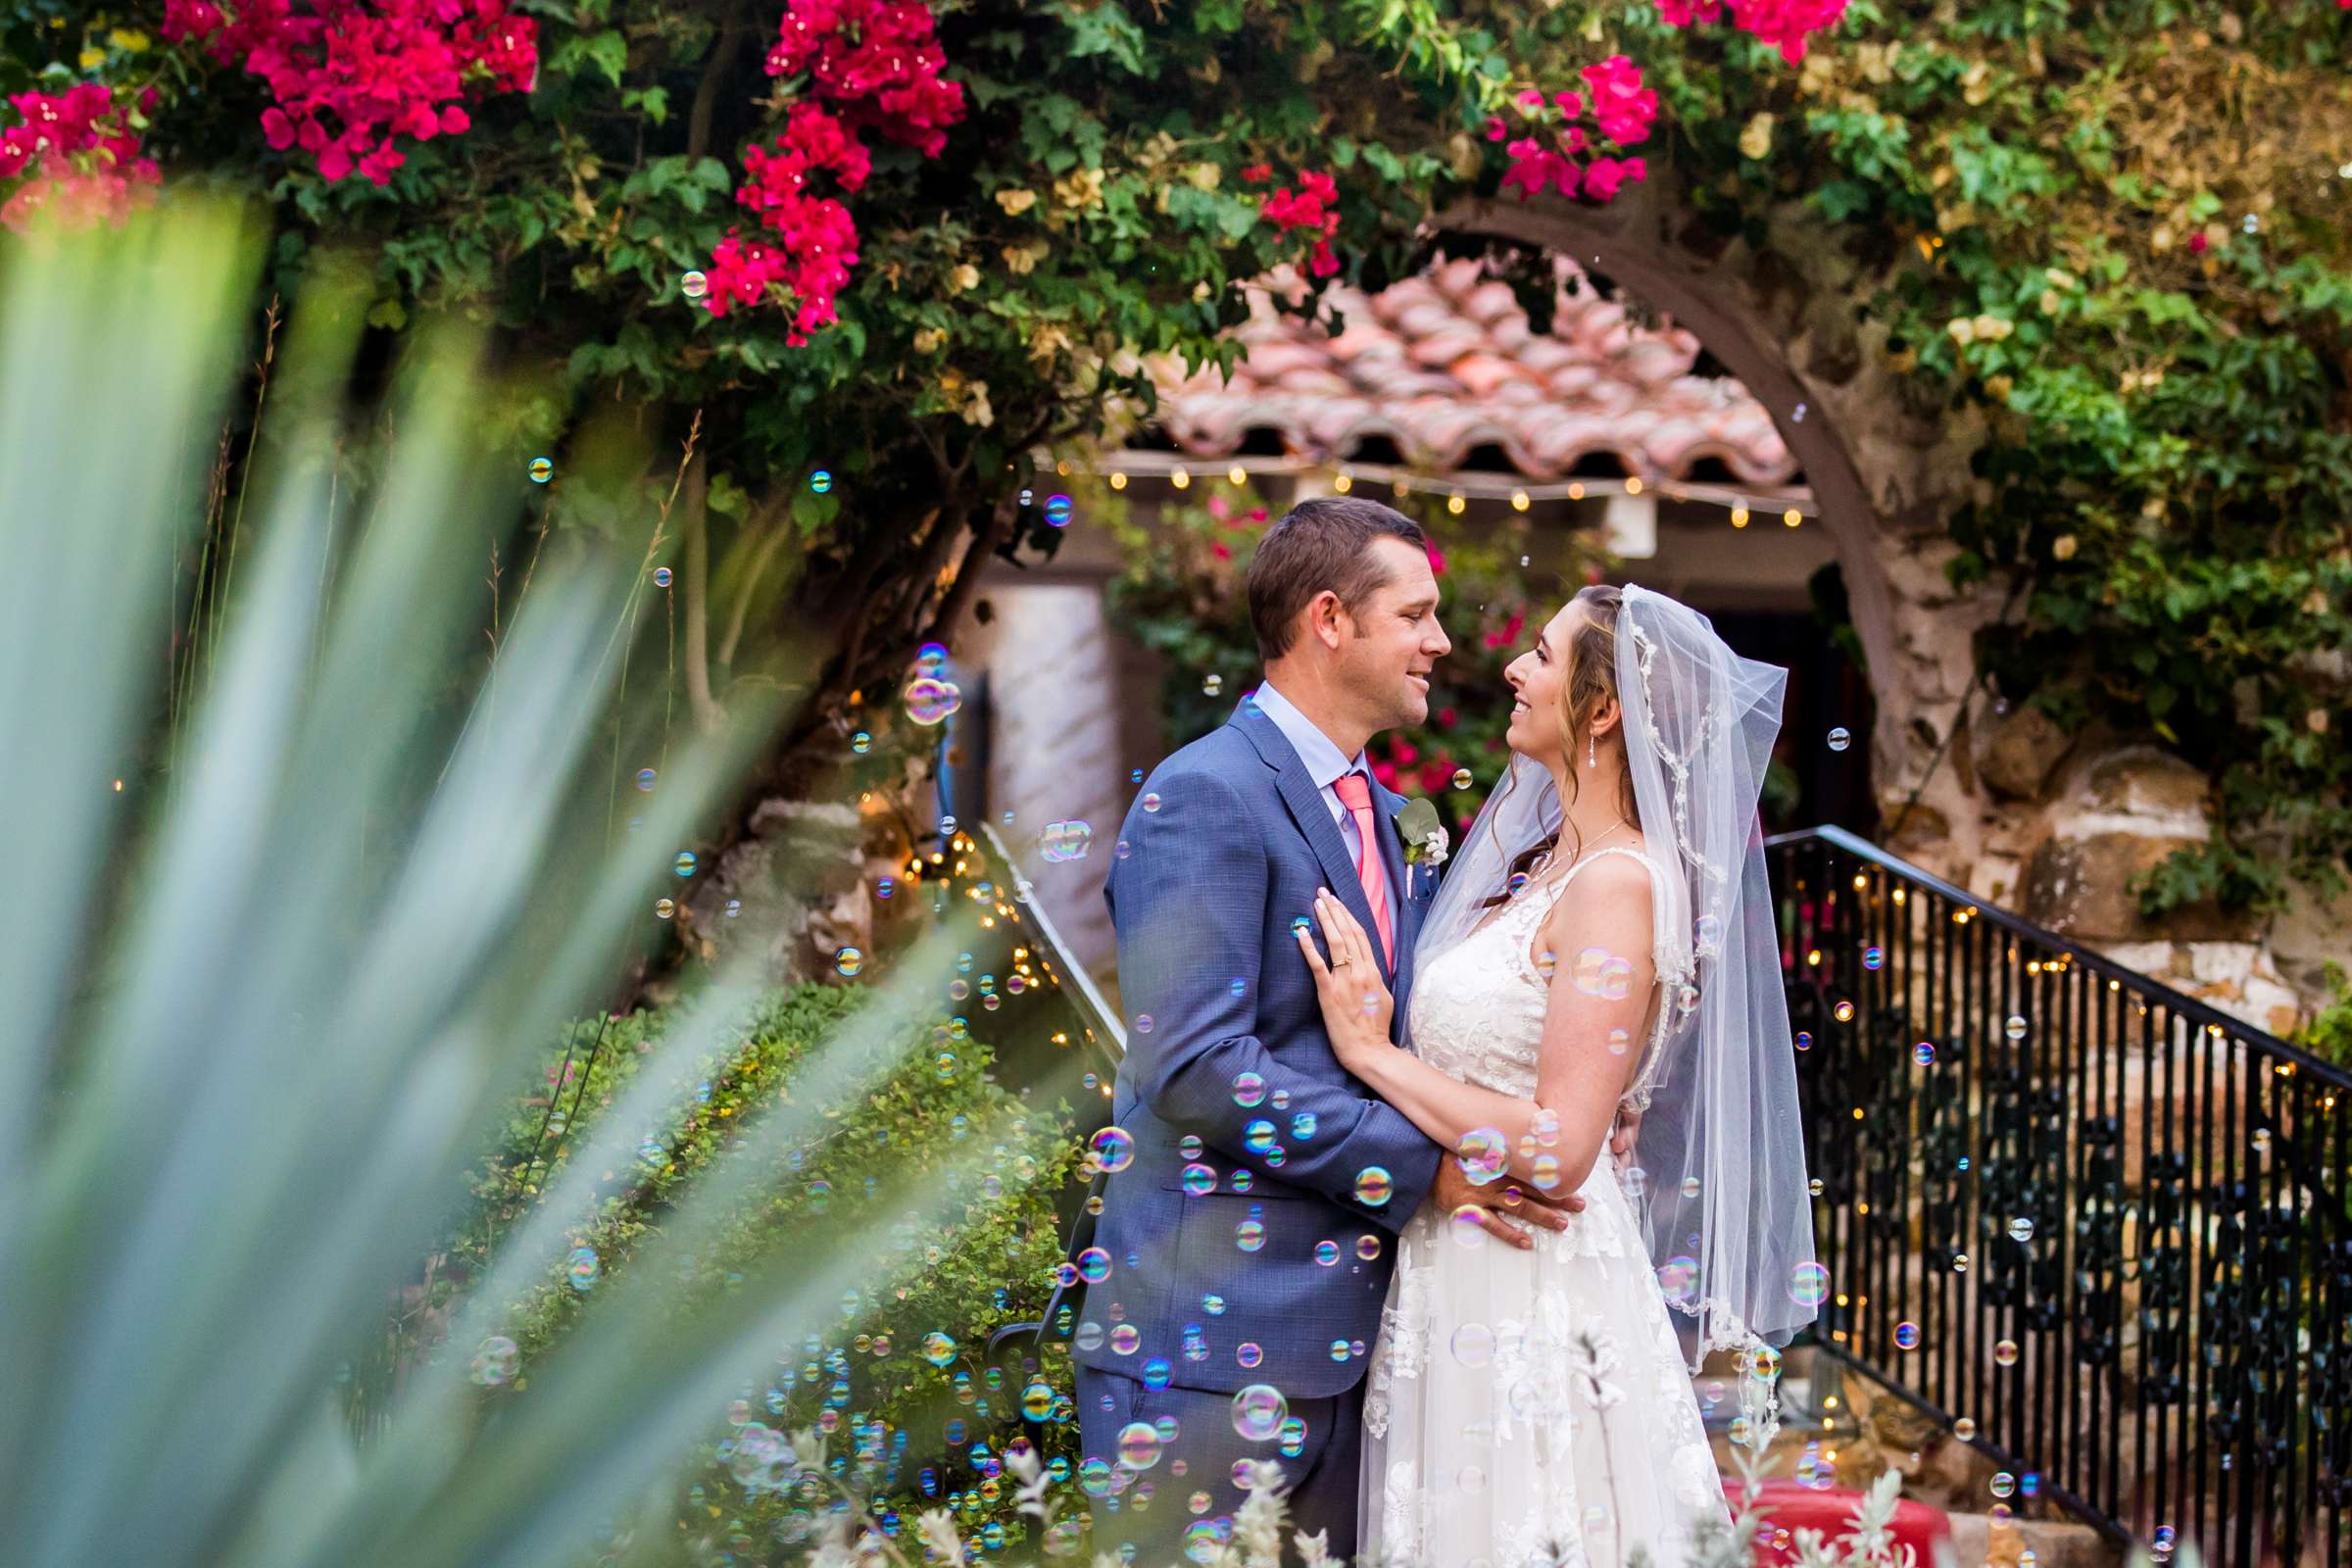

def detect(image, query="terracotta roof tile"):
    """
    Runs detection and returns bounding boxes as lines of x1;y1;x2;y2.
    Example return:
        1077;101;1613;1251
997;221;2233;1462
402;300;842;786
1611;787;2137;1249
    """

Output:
1152;258;1799;487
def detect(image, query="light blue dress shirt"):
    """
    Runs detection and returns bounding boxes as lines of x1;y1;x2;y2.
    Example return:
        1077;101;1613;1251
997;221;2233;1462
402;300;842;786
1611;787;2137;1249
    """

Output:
1250;678;1401;934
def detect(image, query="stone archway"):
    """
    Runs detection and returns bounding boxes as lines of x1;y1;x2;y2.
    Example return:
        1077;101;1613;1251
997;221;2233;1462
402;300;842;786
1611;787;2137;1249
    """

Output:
1432;184;2323;1032
1436;184;2004;868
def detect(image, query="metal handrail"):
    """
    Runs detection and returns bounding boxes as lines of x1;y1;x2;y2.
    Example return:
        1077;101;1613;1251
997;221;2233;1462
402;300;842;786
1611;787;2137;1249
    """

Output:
1769;824;2348;1089
1771;825;2350;1564
979;818;1126;1063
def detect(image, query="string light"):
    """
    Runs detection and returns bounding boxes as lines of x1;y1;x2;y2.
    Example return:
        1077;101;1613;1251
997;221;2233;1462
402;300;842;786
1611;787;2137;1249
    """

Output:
1077;453;1822;527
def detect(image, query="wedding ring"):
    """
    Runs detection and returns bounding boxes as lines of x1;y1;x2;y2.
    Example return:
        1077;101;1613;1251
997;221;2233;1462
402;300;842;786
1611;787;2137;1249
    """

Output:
1330;957;1350;968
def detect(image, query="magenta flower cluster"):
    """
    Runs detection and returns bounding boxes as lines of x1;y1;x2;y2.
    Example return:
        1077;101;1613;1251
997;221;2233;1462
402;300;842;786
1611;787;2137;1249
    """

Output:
1655;0;1851;66
0;82;161;229
1490;55;1656;205
162;0;537;186
705;0;967;339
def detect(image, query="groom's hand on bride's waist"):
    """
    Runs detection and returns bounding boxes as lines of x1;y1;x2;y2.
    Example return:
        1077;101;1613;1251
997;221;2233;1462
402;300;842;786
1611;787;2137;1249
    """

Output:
1430;1157;1582;1250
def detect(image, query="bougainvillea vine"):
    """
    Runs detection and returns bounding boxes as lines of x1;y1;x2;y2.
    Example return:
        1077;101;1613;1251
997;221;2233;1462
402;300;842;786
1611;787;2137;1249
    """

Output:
709;0;965;337
1491;55;1657;204
0;83;161;229
162;0;537;185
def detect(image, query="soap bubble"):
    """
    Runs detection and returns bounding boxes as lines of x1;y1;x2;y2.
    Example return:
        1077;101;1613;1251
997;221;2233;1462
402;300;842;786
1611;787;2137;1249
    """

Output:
1041;819;1095;861
834;947;863;977
1141;792;1163;813
1451;768;1474;790
851;731;872;755
906;677;962;726
1451;1323;1494;1366
1133;1014;1153;1035
1234;1219;1265;1251
1989;1472;2016;1500
1181;1162;1217;1197
1788;1261;1830;1306
1827;726;1850;752
1353;1166;1395;1206
1090;1126;1136;1173
1237;1342;1263;1368
636;767;657;791
1455;1128;1508;1185
1232;1072;1267;1107
1075;1247;1112;1284
469;1335;520;1386
1314;1240;1341;1266
922;1332;957;1366
1231;1385;1287;1441
1894;1321;1921;1350
567;1246;601;1291
1573;948;1634;1001
681;269;709;301
674;851;697;877
1045;494;1074;526
1657;1256;1699;1307
2005;1014;2030;1042
653;565;672;587
1913;1041;1936;1066
2008;1216;2036;1243
1834;1000;1855;1023
1108;1324;1141;1355
1202;672;1224;696
1794;1030;1813;1052
1863;945;1884;970
528;457;553;483
1954;1416;1978;1441
810;469;833;494
1993;1338;2019;1366
653;898;674;919
1116;1421;1162;1469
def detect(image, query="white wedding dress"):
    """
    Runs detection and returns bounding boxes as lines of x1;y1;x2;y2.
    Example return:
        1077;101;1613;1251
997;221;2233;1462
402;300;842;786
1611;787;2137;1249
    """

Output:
1359;846;1729;1568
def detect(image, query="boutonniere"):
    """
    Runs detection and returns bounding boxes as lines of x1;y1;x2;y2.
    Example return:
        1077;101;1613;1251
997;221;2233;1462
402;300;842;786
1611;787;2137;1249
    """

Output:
1393;797;1449;868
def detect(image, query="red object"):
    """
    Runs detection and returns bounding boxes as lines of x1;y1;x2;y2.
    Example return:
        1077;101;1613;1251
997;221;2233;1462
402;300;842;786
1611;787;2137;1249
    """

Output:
1727;1481;1953;1566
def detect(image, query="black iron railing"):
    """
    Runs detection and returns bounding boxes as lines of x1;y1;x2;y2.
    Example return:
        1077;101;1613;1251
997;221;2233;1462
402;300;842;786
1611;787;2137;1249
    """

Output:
1773;824;2352;1565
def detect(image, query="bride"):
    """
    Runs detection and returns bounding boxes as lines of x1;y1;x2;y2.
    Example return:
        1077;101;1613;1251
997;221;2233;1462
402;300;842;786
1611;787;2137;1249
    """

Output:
1294;583;1817;1566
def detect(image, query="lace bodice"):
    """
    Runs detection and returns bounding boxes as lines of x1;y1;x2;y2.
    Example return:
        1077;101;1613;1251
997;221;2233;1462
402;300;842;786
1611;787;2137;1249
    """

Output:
1403;845;1678;1102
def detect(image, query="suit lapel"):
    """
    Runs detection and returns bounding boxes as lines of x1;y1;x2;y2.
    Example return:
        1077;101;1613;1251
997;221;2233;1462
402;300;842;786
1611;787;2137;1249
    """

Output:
1233;702;1396;984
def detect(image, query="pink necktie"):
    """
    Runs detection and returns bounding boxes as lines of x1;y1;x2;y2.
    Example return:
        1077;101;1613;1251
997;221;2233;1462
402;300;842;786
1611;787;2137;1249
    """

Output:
1330;771;1396;968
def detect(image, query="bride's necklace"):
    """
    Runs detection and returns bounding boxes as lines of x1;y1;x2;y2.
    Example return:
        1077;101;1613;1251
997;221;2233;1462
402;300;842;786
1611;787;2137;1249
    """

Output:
1518;818;1637;892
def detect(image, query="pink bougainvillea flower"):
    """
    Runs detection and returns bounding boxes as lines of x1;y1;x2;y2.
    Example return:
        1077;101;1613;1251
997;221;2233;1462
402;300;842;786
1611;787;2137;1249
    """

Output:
1657;0;1849;66
2187;231;2208;253
1581;154;1646;202
164;0;538;187
1551;89;1586;116
1425;542;1446;576
764;0;964;156
1240;162;1272;182
0;81;162;230
1581;55;1658;147
1485;115;1508;141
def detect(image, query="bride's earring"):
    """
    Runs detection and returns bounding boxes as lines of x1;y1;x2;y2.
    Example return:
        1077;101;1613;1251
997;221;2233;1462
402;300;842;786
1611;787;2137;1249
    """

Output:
1587;730;1597;769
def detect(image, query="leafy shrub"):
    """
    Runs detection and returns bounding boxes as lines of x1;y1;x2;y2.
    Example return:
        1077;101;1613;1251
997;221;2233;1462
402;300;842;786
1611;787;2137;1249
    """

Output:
445;982;1091;1565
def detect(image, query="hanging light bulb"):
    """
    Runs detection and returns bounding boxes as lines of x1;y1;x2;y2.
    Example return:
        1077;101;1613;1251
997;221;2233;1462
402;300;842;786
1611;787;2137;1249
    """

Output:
1170;466;1190;490
1332;470;1353;494
1510;489;1530;512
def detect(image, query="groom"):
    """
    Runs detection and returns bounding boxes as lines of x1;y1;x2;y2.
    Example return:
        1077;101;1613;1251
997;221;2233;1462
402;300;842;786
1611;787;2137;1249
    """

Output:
1075;497;1579;1566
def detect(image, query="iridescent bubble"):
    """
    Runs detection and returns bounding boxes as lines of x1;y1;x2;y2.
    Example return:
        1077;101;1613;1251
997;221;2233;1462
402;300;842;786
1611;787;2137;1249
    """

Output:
1236;1342;1263;1368
922;1331;957;1367
1231;1385;1287;1442
1244;1119;1277;1153
1134;1014;1153;1035
1041;819;1096;862
1235;1218;1266;1251
1695;913;1722;952
1751;1345;1783;1382
1954;1415;1978;1442
1448;1204;1488;1248
1141;792;1162;813
674;851;697;877
1530;1153;1561;1189
1794;1030;1813;1052
1989;1471;2016;1500
567;1245;601;1291
1045;494;1074;526
528;457;553;483
654;898;675;919
1834;999;1856;1023
1451;768;1474;791
810;469;833;494
1108;1324;1141;1355
1451;1323;1494;1366
1116;1421;1162;1469
876;875;895;898
1657;1255;1698;1307
1994;1338;2020;1366
1090;1126;1136;1173
1353;1166;1395;1206
1675;983;1700;1014
1142;1356;1172;1392
1201;1295;1224;1315
635;766;656;791
850;730;872;756
1828;726;1851;752
906;677;962;726
1788;1261;1830;1306
1076;1247;1112;1284
1180;1134;1203;1159
2005;1014;2030;1042
1354;1234;1381;1261
934;1050;958;1080
1232;1072;1267;1107
1573;947;1634;1000
1863;945;1884;970
1021;1380;1054;1420
834;947;863;977
2008;1216;2036;1243
1894;1320;1922;1350
1913;1040;1936;1065
680;269;709;301
1202;672;1224;697
1455;1127;1508;1185
1181;1162;1217;1197
1291;1111;1318;1140
469;1335;519;1386
1606;1027;1632;1055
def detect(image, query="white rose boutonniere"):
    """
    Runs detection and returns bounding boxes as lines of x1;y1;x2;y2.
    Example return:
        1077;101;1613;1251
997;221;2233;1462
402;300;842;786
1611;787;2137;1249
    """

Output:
1394;797;1449;868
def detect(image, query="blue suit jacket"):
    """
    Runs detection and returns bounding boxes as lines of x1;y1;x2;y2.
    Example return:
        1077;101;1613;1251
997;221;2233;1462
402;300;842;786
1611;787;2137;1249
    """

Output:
1074;697;1446;1398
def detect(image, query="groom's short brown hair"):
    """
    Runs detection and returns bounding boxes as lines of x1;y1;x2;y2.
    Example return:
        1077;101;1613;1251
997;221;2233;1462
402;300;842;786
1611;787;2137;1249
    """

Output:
1247;496;1428;662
